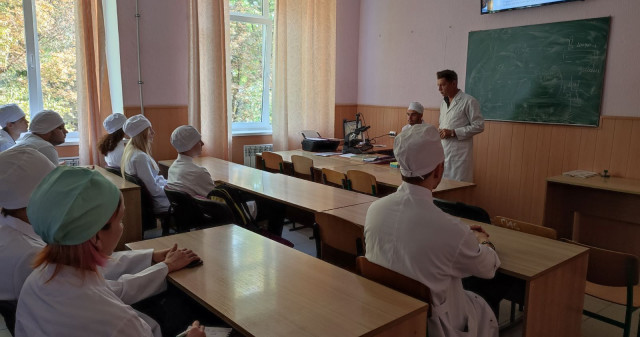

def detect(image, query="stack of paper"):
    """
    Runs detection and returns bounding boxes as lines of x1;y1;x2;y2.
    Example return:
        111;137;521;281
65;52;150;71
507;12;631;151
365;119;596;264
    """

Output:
562;170;598;178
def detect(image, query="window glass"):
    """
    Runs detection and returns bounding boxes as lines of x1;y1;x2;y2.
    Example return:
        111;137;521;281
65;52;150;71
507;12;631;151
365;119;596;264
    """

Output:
0;0;30;117
229;0;263;16
230;21;265;123
35;0;77;133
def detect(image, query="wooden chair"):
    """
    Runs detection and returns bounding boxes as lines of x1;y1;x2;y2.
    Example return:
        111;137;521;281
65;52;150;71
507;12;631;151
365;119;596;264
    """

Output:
346;169;377;196
313;212;365;272
492;216;557;239
491;215;556;322
321;168;346;189
433;198;491;224
356;256;432;317
291;155;314;181
261;151;284;174
562;239;640;337
124;173;171;235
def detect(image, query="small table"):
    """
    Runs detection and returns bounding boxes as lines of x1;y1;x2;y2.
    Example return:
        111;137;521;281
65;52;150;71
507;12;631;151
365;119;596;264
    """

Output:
127;225;428;337
321;202;589;337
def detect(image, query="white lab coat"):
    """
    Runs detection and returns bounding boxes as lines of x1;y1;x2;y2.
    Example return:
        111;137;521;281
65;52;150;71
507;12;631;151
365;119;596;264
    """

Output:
124;149;170;213
439;91;484;182
13;132;59;165
0;129;16;152
167;154;217;197
15;264;160;337
104;139;126;168
401;120;424;133
0;215;168;305
365;182;500;337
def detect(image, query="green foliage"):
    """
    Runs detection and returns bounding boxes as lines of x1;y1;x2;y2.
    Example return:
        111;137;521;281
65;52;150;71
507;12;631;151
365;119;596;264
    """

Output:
0;0;77;132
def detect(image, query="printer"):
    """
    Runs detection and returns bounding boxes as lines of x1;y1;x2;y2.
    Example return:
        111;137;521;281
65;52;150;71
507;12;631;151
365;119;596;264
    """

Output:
300;130;340;152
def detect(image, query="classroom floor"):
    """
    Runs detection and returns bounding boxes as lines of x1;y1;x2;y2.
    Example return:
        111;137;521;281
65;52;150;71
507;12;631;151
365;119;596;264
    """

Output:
2;224;636;337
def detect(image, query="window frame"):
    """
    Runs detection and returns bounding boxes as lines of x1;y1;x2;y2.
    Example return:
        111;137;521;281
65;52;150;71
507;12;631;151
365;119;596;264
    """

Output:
229;1;274;135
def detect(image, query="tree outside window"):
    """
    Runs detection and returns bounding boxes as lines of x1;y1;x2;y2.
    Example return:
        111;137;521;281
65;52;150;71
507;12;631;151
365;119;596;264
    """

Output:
229;0;275;134
0;0;77;137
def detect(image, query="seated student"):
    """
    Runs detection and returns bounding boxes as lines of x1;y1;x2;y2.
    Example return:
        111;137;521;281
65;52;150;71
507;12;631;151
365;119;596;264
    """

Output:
0;104;29;152
401;101;424;132
167;125;216;197
15;166;205;337
364;123;500;337
99;113;128;168
121;114;170;213
0;148;196;334
167;125;258;218
13;110;67;165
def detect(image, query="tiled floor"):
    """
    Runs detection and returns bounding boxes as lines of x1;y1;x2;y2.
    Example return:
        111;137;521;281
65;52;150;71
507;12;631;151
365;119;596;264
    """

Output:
2;224;636;337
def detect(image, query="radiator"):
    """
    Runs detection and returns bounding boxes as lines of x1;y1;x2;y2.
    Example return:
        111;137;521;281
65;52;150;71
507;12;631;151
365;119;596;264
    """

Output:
59;156;80;166
243;144;273;167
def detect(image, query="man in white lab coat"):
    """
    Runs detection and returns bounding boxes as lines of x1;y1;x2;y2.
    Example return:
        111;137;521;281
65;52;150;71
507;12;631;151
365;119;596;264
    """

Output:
0;104;29;152
437;70;484;182
401;101;424;133
13;110;68;165
365;123;500;337
167;125;216;197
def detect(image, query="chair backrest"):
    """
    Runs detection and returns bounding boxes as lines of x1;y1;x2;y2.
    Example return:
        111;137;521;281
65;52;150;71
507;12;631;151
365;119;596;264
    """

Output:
562;239;639;288
314;212;365;271
261;151;284;173
104;166;122;177
356;256;432;316
346;170;377;196
164;187;208;232
433;198;491;224
193;196;236;227
321;168;346;189
124;173;157;231
493;216;557;239
0;300;17;336
291;155;314;181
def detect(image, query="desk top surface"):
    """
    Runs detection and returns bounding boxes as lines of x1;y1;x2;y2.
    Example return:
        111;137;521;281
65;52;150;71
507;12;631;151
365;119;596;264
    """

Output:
94;166;140;191
127;225;427;337
322;203;588;280
270;149;368;169
547;175;640;196
159;157;378;212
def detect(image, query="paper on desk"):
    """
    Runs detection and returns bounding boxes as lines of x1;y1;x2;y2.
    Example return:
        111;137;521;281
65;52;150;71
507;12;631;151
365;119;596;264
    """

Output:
313;152;342;157
562;170;598;178
339;153;357;158
205;327;232;336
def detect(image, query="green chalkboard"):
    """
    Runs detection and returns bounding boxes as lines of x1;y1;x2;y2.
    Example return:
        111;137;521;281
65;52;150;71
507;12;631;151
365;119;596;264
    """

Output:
465;17;610;126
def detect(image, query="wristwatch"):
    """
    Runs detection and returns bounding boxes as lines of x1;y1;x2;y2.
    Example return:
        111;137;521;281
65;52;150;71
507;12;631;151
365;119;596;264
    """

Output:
481;240;496;251
450;129;456;138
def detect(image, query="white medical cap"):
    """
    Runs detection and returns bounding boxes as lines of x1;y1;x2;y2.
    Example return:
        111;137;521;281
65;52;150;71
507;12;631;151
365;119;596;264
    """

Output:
408;102;424;115
103;113;127;134
0;104;26;128
0;147;56;209
123;114;151;138
170;125;202;153
393;123;444;177
29;110;64;134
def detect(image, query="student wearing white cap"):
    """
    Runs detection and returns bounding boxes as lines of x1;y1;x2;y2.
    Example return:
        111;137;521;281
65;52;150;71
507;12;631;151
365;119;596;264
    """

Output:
13;110;68;165
436;69;484;182
99;113;128;168
364;123;500;337
15;166;205;337
0;104;29;152
166;126;215;197
121;114;170;213
401;101;424;132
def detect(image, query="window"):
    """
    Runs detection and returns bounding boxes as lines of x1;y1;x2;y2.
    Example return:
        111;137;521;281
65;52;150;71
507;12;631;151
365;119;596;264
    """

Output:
0;0;78;142
229;0;275;134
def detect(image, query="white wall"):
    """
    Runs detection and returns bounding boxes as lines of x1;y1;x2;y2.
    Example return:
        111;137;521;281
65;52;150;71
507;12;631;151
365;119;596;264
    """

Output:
117;0;188;107
335;0;361;104
355;0;640;117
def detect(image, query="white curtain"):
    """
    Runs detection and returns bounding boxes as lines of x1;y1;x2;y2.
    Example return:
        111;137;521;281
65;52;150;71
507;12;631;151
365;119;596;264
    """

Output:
188;0;232;160
273;0;336;151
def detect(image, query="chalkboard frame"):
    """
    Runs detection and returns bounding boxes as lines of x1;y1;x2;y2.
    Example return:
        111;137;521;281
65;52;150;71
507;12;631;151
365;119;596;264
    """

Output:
465;17;611;127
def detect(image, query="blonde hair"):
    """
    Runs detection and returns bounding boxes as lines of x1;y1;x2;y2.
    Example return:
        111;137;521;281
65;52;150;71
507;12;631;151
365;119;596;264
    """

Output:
120;127;158;177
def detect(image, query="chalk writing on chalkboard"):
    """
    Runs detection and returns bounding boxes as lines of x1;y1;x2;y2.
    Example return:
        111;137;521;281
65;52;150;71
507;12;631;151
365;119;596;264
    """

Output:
465;17;610;127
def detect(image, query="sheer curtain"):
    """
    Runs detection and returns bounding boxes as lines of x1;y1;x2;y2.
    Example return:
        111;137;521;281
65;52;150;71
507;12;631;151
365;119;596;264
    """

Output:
273;0;336;151
76;0;112;166
188;0;232;160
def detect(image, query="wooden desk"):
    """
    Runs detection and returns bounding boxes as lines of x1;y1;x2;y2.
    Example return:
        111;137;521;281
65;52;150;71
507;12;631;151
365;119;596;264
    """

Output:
95;166;142;251
322;203;589;337
544;175;640;258
127;225;428;337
